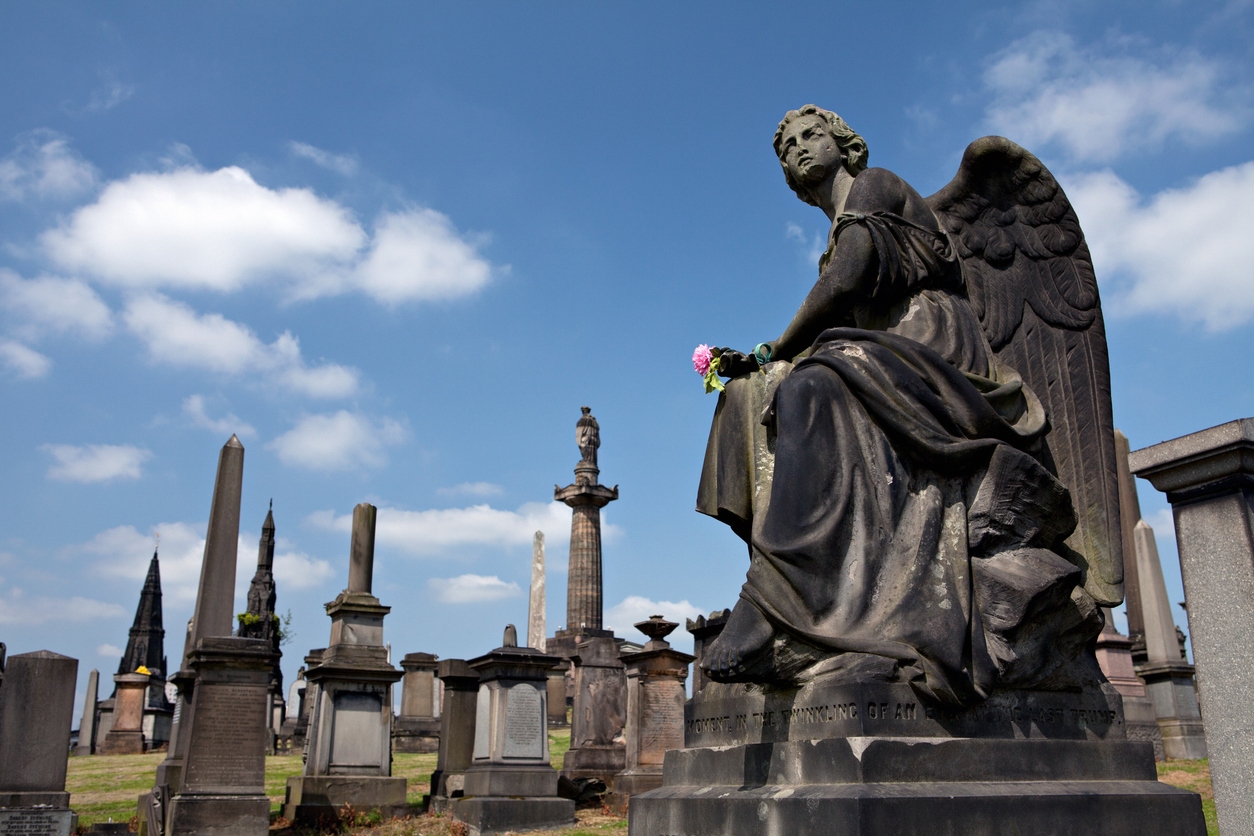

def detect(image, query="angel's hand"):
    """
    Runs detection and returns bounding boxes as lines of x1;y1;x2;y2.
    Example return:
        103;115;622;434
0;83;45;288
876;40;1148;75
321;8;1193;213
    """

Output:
716;348;758;378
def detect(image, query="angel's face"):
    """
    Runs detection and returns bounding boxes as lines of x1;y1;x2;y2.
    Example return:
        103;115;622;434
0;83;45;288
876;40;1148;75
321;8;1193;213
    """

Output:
778;115;843;186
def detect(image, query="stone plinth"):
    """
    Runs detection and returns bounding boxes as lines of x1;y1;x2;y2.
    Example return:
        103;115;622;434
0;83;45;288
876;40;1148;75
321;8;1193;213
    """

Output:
165;637;276;836
1131;418;1254;834
562;636;626;784
430;660;480;813
1094;616;1163;760
449;637;574;835
394;652;440;754
0;649;79;836
100;672;150;755
609;618;693;813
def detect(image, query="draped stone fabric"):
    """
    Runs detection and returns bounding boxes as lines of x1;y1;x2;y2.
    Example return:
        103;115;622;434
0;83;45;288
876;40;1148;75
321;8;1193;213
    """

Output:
698;213;1098;707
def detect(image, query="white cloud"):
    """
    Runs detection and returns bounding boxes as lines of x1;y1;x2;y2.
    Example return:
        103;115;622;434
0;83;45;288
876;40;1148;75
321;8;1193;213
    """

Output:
309;501;580;557
97;643;123;657
41;162;498;305
604;596;705;651
428;573;521;604
124;294;359;397
1068;162;1254;329
183;395;257;438
983;32;1244;163
81;521;210;603
0;339;51;379
43;166;365;292
290;142;358;176
0;270;113;340
438;482;505;497
42;443;151;483
0;131;98;202
0;587;126;625
267;411;406;471
272;550;336;590
86;81;134;114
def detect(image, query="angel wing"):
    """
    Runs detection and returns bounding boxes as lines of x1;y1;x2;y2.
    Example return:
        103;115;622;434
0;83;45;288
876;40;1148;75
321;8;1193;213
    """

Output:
927;136;1123;607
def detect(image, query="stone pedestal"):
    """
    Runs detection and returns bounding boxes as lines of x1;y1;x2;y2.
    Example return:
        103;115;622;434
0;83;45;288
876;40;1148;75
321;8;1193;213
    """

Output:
545;668;568;727
1130;419;1254;834
165;637;276;836
1094;615;1163;759
629;676;1206;835
101;672;150;755
0;650;79;836
394;652;440;754
608;618;692;813
562;636;626;784
449;635;574;836
430;660;480;813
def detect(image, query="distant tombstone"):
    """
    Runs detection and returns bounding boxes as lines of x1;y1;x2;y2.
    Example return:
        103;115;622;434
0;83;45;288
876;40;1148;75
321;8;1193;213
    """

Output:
609;617;693;812
100;671;150;755
449;628;574;835
394;652;440;754
283;504;406;825
0;650;79;836
75;669;100;757
562;636;627;785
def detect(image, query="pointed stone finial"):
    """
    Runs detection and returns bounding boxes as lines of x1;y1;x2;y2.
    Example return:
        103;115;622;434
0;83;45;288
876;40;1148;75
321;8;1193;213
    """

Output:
188;435;245;655
503;624;518;648
348;503;377;594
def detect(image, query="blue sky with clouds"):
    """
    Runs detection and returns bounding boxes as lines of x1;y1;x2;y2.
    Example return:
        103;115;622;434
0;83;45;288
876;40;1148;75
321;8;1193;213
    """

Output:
1;2;1250;709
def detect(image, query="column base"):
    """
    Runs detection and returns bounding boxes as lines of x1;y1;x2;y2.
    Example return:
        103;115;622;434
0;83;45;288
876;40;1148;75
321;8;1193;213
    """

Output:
449;796;575;836
282;776;408;825
100;729;146;755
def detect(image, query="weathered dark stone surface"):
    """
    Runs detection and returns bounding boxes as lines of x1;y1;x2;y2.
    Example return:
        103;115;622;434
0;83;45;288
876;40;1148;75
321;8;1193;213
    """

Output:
629;738;1204;836
562;637;626;783
447;797;574;836
1131;418;1254;835
555;407;618;637
0;650;78;794
0;807;75;836
282;776;407;825
430;659;479;811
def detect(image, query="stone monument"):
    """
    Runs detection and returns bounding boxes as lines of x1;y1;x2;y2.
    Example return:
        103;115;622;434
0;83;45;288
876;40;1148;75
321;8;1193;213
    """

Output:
449;627;574;835
528;531;546;652
631;107;1204;834
0;650;79;836
429;659;480;813
1130;418;1254;834
608;617;692;812
283;503;406;825
393;652;441;753
75;668;99;756
236;503;285;749
561;636;627;786
1093;611;1162;759
100;670;151;755
685;609;729;695
142;435;278;836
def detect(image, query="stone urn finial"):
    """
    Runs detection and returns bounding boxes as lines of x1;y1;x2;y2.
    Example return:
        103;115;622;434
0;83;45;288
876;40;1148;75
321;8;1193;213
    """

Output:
635;615;678;648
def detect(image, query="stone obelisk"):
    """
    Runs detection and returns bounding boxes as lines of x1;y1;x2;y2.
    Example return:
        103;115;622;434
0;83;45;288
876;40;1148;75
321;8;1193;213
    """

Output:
528;532;547;652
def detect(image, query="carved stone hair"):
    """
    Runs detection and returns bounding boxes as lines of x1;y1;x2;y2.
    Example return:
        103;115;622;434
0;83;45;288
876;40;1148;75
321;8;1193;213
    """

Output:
774;105;869;206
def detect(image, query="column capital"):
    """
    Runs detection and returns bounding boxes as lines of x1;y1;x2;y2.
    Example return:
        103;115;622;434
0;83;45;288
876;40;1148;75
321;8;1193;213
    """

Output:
1129;417;1254;504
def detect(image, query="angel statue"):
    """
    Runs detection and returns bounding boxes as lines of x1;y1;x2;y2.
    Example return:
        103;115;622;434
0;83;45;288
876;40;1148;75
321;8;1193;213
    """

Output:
697;105;1122;708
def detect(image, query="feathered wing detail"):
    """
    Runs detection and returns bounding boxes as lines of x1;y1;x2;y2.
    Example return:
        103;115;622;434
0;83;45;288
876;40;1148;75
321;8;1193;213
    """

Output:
927;136;1123;607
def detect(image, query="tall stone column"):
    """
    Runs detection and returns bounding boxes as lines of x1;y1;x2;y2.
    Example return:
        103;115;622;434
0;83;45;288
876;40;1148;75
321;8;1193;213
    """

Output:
1130;418;1254;835
1114;430;1147;654
528;532;547;651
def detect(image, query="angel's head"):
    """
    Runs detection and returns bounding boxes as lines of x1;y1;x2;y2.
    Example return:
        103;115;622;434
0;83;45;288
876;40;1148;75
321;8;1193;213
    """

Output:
774;105;868;206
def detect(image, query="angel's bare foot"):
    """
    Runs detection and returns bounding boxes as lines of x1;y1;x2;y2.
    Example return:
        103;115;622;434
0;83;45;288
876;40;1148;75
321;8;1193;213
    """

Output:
702;599;774;681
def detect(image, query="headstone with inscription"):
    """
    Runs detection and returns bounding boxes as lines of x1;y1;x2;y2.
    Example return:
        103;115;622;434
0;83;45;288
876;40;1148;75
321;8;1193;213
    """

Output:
561;636;627;785
449;627;574;835
608;617;692;813
0;650;79;836
429;659;480;813
283;504;406;825
393;652;440;754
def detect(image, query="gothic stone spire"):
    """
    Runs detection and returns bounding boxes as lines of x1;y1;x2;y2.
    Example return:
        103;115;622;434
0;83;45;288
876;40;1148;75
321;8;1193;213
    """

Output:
115;549;168;696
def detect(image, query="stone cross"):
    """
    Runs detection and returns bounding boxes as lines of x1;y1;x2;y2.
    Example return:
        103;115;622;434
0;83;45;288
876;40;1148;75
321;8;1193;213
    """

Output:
528;531;547;652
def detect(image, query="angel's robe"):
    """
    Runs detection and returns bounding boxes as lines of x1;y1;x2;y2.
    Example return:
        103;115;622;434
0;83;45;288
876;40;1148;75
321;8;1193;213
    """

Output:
698;212;1085;706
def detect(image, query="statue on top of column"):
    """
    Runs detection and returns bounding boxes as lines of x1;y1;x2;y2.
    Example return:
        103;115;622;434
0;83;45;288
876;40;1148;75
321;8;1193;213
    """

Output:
576;406;600;466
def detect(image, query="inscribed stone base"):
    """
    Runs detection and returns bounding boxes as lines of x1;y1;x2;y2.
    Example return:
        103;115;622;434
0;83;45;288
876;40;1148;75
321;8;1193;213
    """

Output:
628;737;1204;836
99;729;145;756
391;716;440;753
561;744;626;783
448;796;575;836
165;795;269;836
0;807;75;836
463;765;559;798
605;770;662;815
282;776;408;825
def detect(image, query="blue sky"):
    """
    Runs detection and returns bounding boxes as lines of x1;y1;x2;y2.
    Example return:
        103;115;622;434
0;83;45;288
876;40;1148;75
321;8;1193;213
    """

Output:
1;2;1250;710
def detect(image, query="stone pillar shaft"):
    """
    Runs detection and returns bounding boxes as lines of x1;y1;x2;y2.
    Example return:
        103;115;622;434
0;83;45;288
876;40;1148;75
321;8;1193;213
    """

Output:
348;503;376;594
567;504;603;632
528;532;546;651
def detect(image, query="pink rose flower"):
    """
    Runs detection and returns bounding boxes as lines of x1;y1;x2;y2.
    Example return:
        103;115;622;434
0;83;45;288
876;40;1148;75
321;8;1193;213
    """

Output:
692;344;714;376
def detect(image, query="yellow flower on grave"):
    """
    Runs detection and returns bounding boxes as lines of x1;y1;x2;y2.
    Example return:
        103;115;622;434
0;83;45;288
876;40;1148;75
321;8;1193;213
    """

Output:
135;665;151;675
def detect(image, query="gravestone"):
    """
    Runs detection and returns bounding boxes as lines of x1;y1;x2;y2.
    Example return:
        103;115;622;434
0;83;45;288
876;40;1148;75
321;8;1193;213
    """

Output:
449;627;574;835
429;659;480;813
283;504;406;825
0;650;79;836
100;671;150;755
561;636;627;785
75;669;99;756
393;652;440;753
608;617;693;812
1130;418;1254;835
